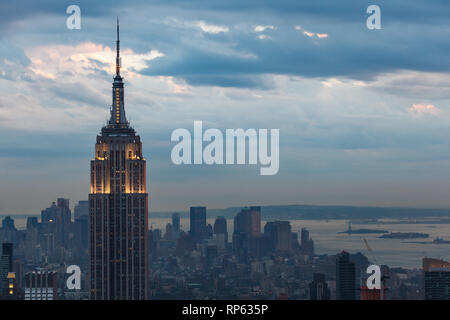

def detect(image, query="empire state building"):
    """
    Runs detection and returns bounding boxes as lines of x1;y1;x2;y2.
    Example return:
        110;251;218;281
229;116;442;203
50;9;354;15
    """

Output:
89;19;149;300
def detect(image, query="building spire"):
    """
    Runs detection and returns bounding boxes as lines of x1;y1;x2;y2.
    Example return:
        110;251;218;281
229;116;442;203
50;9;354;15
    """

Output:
116;17;120;76
106;17;129;128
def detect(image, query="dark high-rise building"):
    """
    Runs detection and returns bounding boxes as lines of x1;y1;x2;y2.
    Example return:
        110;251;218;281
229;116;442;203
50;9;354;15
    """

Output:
263;221;291;253
73;216;88;250
309;273;330;300
41;202;57;224
172;213;180;234
214;216;227;235
1;243;12;271
423;258;450;300
336;251;356;300
74;200;89;220
56;198;71;247
190;206;207;242
89;19;149;300
213;216;228;246
233;207;262;260
300;228;314;256
40;199;72;249
0;243;13;298
25;218;39;263
164;223;173;240
1;217;16;231
233;207;261;237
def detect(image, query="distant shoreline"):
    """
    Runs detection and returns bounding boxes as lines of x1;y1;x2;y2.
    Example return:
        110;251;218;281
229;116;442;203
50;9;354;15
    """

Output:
3;203;450;221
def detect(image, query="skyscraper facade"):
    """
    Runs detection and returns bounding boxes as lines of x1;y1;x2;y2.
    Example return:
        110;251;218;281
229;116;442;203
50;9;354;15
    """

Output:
336;251;356;300
172;213;180;234
0;243;13;299
190;207;207;242
309;273;330;300
423;258;450;300
213;216;228;248
300;228;314;256
74;200;89;220
89;20;149;300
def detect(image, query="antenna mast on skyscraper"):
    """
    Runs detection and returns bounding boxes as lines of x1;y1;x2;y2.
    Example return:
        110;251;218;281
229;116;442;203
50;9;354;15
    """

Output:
116;17;121;76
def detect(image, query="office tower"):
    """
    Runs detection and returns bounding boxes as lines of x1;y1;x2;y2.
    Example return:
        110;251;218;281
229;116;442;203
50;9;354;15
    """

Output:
234;207;261;237
213;216;228;246
172;212;180;234
233;207;263;261
74;200;89;220
1;243;12;271
300;228;314;256
336;251;356;300
309;273;330;300
73;215;88;250
0;243;13;298
1;217;15;231
164;223;173;240
423;258;450;300
1;217;17;243
190;206;207;242
25;271;58;300
40;199;72;249
41;202;57;224
263;221;292;252
25;218;39;263
56;198;72;247
89;19;149;300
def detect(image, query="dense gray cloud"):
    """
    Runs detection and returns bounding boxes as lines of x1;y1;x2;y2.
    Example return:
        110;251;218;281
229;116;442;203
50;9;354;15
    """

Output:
1;0;449;88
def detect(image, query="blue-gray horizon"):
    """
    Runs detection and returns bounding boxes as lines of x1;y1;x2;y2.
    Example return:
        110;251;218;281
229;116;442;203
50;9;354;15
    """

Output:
0;0;449;214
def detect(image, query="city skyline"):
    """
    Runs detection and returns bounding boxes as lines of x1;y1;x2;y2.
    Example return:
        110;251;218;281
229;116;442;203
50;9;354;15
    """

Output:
0;0;449;304
0;0;449;214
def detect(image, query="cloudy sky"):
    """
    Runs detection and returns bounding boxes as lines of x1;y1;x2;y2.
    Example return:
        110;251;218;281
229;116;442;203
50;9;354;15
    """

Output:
0;0;449;214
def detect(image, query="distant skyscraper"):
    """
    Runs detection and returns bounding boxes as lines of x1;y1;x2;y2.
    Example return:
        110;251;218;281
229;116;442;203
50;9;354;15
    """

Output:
1;243;12;271
309;273;330;300
233;207;262;261
25;218;39;263
0;243;13;298
56;198;71;247
73;215;88;250
263;221;291;252
74;200;89;220
164;223;173;240
423;258;450;300
190;206;207;242
1;217;15;231
40;199;72;249
172;212;180;233
336;251;356;300
233;207;261;237
300;228;314;256
89;19;149;300
213;216;228;246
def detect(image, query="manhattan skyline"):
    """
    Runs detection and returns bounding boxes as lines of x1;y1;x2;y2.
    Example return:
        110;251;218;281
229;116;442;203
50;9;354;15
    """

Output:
0;0;449;214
